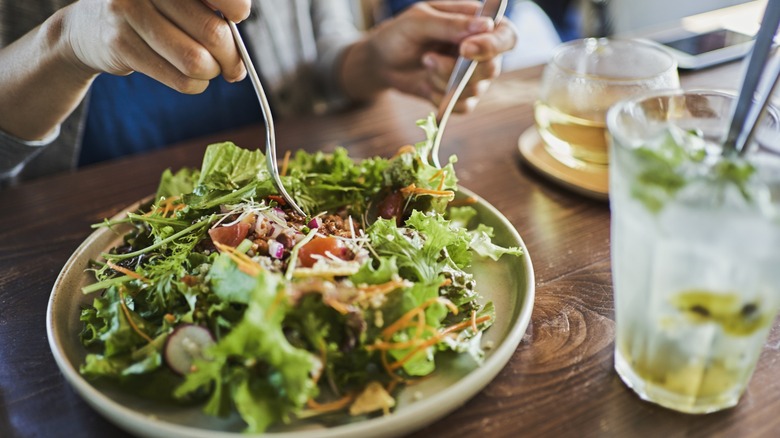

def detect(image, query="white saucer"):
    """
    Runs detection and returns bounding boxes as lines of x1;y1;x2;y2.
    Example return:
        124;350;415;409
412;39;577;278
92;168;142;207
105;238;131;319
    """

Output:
517;127;609;201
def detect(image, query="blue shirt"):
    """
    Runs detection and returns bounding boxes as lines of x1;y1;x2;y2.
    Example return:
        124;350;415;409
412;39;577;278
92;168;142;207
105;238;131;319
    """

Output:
80;72;262;166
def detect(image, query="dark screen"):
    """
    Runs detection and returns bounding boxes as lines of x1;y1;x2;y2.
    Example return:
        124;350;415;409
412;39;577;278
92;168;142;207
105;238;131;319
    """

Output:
663;29;754;56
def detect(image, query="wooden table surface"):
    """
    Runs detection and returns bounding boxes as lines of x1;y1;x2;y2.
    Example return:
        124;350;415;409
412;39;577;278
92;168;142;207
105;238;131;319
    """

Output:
2;60;779;438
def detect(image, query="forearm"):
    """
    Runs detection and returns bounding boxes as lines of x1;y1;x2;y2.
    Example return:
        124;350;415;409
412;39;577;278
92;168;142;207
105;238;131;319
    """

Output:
0;8;96;141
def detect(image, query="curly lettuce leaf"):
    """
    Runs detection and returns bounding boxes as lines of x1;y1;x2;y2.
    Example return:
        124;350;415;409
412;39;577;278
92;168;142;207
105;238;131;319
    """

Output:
287;147;388;215
197;142;269;190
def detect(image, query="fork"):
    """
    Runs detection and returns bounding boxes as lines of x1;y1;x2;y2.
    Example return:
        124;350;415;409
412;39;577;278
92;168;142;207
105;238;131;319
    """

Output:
429;0;508;168
226;21;307;217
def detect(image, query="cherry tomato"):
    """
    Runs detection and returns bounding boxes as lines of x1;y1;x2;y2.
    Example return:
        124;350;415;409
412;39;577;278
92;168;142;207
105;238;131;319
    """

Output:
208;222;251;248
298;237;348;268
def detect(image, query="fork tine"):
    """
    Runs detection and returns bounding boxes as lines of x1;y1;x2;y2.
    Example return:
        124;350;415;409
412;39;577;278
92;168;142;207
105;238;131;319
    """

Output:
227;21;306;217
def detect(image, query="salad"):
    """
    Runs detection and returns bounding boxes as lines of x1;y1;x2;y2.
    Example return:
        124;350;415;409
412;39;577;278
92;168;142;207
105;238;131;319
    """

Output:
79;117;522;433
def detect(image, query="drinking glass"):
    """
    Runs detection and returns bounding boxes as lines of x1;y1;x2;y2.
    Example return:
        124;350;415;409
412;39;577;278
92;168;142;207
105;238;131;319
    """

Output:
607;89;780;413
535;38;679;168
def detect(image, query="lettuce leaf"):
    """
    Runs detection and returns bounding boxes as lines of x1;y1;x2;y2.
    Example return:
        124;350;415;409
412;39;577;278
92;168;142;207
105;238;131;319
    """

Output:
197;142;269;190
175;271;317;431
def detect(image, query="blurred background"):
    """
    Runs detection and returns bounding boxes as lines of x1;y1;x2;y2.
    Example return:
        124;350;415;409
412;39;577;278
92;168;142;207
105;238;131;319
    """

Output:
350;0;758;70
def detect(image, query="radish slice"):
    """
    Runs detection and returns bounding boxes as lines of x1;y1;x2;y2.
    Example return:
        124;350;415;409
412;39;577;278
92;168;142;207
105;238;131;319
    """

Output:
164;324;215;375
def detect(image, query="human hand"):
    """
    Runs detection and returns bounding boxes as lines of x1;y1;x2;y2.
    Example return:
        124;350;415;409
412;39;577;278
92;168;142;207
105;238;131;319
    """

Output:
367;1;517;112
61;0;250;94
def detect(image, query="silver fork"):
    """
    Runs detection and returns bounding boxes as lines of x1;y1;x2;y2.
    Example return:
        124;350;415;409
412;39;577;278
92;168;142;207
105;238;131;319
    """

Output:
227;21;306;217
429;0;508;168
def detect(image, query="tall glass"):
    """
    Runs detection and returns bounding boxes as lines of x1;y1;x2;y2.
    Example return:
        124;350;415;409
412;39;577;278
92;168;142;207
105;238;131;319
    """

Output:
607;90;780;414
536;38;679;168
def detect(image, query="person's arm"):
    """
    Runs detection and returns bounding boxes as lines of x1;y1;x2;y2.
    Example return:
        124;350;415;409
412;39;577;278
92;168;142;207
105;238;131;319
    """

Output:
0;0;251;142
0;9;95;142
338;1;518;113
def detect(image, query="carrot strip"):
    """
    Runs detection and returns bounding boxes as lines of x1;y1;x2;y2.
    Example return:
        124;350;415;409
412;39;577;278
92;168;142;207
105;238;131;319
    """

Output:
388;315;491;371
213;242;262;276
118;287;153;344
399;183;454;198
382;307;424;339
106;260;149;283
392;144;416;158
306;393;355;413
427;169;445;182
447;197;478;207
381;297;456;339
144;196;184;217
380;350;406;383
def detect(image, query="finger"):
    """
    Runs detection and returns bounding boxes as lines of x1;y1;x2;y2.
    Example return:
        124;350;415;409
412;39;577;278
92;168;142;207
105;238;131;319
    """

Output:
424;1;482;16
202;0;251;22
401;2;495;44
423;52;456;94
123;1;222;81
470;57;502;82
117;25;210;94
152;0;246;82
459;20;518;62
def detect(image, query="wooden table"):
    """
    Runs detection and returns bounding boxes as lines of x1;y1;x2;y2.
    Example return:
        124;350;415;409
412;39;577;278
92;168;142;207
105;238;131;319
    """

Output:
2;60;778;438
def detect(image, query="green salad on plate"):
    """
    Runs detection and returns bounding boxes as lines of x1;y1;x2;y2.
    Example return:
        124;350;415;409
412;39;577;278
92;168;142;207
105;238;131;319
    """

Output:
78;117;522;433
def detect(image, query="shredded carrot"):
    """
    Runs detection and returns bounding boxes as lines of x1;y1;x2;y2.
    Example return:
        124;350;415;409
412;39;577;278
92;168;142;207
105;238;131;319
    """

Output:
427;169;445;182
388;315;491;371
380;350;407;383
118;287;154;343
106;260;149;283
281;150;291;177
323;296;351;315
366;337;433;351
358;279;412;297
213;242;262;276
164;313;176;324
381;297;457;339
439;278;452;288
144;196;185;218
382;307;423;339
385;380;399;394
399;183;454;198
306;393;355;413
392;144;416;158
425;169;447;191
388;333;458;371
447;197;478;207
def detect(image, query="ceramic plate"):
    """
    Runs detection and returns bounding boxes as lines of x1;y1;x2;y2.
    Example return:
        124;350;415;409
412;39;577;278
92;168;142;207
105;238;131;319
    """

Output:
46;186;535;438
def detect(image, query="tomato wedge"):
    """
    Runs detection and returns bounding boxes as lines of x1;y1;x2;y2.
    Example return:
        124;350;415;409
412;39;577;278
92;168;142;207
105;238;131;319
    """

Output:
208;222;251;248
298;237;349;268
